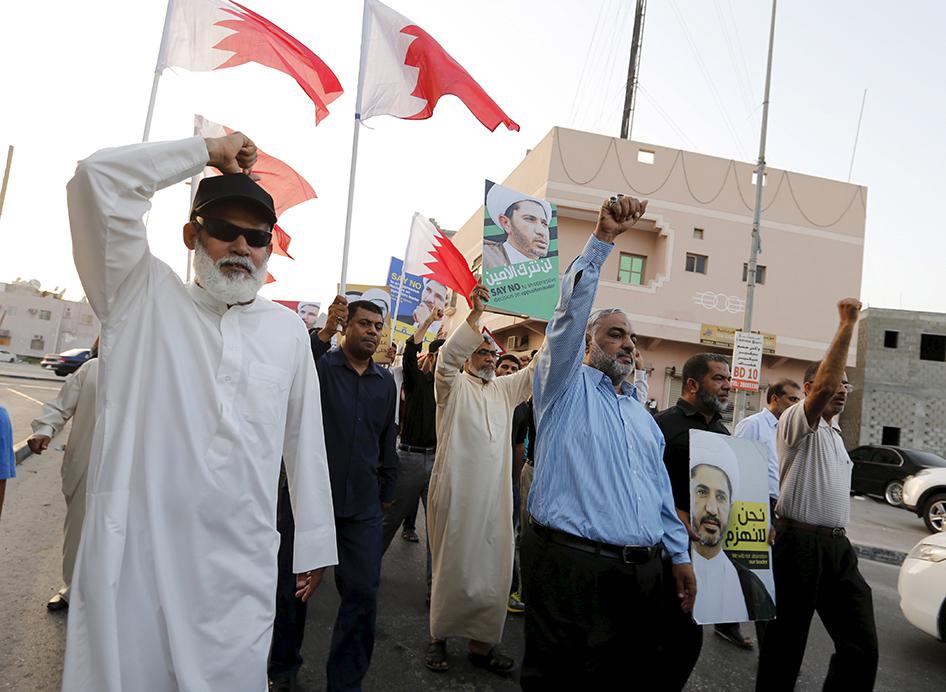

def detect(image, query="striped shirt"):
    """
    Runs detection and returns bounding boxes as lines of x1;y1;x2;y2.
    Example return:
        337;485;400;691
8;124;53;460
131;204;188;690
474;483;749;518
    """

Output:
529;235;690;564
775;401;851;528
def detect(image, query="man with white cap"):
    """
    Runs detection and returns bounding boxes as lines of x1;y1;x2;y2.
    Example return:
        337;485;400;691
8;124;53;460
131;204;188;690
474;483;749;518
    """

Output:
689;433;775;624
483;183;553;269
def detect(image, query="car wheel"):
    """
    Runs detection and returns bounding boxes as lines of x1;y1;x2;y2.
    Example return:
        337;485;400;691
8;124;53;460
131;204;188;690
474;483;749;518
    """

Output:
884;480;904;506
54;370;67;377
922;493;946;533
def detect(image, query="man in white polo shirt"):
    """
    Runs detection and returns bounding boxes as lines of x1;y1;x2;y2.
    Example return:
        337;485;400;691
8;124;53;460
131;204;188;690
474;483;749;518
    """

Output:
755;298;878;692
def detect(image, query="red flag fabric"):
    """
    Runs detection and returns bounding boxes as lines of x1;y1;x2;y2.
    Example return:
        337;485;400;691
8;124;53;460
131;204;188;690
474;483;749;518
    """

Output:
158;0;343;123
358;0;519;132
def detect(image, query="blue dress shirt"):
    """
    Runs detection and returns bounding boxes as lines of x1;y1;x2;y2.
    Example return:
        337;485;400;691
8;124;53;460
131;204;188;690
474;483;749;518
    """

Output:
0;406;15;480
529;235;690;564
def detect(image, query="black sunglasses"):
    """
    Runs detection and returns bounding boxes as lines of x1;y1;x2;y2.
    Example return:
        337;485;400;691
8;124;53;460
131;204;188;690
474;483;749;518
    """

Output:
194;216;273;248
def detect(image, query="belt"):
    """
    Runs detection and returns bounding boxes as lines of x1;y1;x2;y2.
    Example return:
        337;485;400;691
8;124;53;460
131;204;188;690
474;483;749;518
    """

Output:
530;518;660;564
398;443;436;454
776;517;846;538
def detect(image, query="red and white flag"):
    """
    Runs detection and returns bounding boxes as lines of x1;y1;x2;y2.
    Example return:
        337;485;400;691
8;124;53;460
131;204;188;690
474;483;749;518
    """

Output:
357;0;519;132
194;115;316;269
404;213;476;306
158;0;343;123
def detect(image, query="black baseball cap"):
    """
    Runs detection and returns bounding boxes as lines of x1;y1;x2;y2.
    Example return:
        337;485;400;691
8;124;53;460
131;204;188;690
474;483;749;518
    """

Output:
190;174;277;226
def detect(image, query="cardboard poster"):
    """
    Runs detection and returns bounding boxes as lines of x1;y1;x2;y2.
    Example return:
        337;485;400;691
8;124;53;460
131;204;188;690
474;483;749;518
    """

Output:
481;180;559;320
337;283;393;363
688;430;776;625
273;300;321;331
386;257;445;348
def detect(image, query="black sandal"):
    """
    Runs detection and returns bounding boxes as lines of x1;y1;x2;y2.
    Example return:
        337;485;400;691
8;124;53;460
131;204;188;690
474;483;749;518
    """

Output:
425;641;448;672
468;647;515;676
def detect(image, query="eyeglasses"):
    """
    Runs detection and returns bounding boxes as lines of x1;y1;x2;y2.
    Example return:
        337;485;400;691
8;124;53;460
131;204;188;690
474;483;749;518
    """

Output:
473;349;500;359
194;216;273;248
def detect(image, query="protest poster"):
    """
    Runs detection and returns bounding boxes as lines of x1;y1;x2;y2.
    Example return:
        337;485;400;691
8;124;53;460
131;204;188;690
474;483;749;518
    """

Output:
481;180;559;320
386;257;445;348
688;430;776;625
273;300;322;331
732;331;765;391
336;282;393;362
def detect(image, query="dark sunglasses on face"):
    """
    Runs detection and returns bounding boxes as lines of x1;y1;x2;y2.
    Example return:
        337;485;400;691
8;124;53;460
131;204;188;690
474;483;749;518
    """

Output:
194;216;273;248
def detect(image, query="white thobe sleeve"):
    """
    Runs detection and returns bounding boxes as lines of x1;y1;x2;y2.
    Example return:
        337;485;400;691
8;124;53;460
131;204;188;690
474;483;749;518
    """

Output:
435;320;483;403
67;137;209;323
282;337;338;573
31;362;91;438
633;369;649;404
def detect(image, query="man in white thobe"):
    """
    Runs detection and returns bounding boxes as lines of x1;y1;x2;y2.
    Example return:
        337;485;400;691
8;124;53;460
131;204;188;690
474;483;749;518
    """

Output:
28;349;99;610
425;284;536;676
62;132;337;692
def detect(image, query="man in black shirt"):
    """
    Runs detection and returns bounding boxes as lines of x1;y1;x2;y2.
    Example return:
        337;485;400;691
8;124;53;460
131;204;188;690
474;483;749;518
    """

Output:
654;352;732;691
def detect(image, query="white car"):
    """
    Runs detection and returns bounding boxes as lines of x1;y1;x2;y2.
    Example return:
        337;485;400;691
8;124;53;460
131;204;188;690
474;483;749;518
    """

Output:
0;348;16;363
903;467;946;533
898;532;946;641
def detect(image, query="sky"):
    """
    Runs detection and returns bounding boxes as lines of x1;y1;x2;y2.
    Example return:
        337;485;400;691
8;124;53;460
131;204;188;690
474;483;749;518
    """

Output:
1;0;944;313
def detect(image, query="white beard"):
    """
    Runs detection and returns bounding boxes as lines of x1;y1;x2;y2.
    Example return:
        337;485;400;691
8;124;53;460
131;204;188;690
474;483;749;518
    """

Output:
193;240;267;305
472;366;496;382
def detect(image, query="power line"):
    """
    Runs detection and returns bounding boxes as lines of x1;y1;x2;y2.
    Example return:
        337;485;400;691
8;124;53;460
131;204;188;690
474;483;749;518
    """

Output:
713;0;753;116
568;0;611;125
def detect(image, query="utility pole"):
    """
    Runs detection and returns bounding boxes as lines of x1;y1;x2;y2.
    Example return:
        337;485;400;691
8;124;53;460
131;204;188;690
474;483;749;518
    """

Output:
620;0;647;140
733;0;777;425
0;145;13;220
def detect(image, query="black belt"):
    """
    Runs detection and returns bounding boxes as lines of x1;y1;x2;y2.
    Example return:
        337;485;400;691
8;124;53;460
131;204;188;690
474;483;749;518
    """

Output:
398;443;436;454
776;517;846;538
530;518;660;564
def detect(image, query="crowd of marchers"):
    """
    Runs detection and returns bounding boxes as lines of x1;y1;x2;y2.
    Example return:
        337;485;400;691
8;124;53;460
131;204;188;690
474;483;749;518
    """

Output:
12;131;877;692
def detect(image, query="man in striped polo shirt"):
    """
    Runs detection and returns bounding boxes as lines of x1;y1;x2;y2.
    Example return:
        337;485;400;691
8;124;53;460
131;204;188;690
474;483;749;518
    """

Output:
756;298;878;691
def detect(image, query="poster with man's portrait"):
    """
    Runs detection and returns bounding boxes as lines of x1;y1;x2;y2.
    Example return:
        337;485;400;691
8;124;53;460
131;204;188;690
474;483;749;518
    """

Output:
386;257;445;347
688;430;776;625
273;300;322;330
336;283;393;362
482;180;559;320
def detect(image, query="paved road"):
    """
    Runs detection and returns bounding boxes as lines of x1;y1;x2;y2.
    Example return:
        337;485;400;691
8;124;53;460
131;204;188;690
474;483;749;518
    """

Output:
0;374;64;442
2;447;944;691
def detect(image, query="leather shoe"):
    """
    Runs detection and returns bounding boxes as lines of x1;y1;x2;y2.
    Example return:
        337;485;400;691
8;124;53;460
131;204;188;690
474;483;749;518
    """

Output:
46;593;69;612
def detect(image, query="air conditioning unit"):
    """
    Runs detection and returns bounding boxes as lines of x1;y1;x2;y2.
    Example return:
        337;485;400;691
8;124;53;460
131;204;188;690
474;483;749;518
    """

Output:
506;334;528;350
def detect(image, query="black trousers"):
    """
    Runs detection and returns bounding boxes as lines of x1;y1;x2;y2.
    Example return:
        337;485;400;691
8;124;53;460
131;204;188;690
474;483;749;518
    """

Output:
756;526;878;691
655;555;703;692
269;471;307;681
519;522;664;690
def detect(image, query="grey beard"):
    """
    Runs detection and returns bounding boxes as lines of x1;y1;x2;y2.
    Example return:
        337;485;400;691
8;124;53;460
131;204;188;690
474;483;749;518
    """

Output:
588;341;633;384
193;240;267;305
697;387;730;414
472;366;495;382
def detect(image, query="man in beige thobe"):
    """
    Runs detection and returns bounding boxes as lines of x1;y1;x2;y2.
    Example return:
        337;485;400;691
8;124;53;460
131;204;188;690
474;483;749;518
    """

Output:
425;284;536;676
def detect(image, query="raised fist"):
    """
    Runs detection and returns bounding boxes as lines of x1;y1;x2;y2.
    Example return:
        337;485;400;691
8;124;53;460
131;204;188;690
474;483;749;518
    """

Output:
204;132;258;175
837;298;862;325
594;194;647;244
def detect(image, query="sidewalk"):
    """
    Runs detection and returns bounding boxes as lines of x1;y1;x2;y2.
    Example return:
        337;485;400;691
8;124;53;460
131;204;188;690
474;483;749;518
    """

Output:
0;362;64;383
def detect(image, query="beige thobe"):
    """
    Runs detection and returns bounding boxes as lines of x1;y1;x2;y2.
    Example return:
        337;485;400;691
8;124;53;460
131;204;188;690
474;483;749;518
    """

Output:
31;357;98;599
428;320;536;643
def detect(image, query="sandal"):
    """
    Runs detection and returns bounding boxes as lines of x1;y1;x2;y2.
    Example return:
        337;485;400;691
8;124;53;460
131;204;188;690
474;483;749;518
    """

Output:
425;640;448;672
714;623;753;650
468;646;515;677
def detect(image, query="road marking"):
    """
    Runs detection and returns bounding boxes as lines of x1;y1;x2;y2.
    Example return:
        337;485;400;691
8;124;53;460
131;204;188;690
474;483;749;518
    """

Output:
5;387;44;405
8;383;60;391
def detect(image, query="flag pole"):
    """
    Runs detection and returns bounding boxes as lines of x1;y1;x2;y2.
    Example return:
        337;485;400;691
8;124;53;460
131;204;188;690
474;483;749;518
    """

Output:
142;72;162;143
339;0;372;295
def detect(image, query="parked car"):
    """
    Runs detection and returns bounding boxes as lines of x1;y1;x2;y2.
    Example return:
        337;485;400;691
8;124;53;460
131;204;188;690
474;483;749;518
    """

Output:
898;532;946;641
849;445;946;507
40;348;92;376
903;467;946;533
0;348;15;363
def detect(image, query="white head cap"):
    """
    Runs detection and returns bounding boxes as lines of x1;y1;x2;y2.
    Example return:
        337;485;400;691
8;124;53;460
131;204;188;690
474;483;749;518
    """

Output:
486;183;552;230
690;431;740;499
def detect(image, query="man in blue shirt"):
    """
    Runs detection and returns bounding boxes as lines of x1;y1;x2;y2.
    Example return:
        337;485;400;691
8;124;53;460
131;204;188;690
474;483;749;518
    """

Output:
0;405;15;520
520;194;696;689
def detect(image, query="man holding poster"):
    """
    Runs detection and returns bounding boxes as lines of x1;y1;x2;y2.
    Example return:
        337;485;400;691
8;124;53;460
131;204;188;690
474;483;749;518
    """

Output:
481;181;559;320
688;431;776;625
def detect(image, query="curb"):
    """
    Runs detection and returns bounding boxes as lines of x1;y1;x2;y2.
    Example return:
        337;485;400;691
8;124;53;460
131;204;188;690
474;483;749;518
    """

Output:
0;371;65;383
14;439;35;465
853;543;908;566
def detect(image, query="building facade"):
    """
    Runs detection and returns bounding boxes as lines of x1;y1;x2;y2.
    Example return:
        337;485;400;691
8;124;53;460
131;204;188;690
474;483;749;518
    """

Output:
446;127;866;422
842;308;946;453
0;279;99;358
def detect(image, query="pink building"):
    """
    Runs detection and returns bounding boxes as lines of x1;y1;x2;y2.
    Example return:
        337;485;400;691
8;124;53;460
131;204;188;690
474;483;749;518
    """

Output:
446;127;866;422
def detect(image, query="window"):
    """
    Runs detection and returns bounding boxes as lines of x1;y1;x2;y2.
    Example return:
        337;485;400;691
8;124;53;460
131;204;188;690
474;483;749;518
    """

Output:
693;228;704;240
0;328;9;346
80;314;94;326
685;253;708;274
920;333;946;362
30;335;44;350
752;171;768;186
64;307;72;318
637;149;655;165
38;309;52;321
742;263;766;285
4;306;15;316
883;330;899;348
880;428;902;448
618;254;646;285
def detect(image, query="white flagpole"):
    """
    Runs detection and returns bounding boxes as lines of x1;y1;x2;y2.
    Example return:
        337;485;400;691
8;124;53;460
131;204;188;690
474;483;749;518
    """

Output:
339;0;372;295
142;72;162;143
143;0;175;142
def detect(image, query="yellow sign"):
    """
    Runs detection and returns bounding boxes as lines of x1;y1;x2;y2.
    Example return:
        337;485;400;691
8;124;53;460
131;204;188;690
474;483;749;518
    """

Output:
700;324;776;355
724;500;770;561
